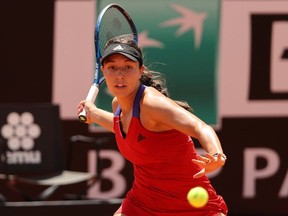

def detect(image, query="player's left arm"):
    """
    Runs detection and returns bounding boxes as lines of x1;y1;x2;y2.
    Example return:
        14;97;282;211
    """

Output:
141;88;226;177
143;88;221;153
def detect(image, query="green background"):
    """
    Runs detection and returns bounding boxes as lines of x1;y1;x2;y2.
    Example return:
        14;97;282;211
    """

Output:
95;0;220;126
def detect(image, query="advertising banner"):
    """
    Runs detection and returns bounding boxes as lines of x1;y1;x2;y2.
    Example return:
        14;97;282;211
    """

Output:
0;104;62;175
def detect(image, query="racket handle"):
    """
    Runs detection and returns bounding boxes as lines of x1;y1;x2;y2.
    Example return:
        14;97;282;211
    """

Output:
78;84;99;122
86;83;99;101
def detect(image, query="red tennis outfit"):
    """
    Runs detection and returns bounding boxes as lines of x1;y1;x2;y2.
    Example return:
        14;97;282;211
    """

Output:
113;85;228;216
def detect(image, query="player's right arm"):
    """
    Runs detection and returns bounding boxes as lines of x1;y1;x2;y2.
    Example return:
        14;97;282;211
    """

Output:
77;100;114;132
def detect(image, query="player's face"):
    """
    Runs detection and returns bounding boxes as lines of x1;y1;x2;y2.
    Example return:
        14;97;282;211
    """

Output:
101;54;143;98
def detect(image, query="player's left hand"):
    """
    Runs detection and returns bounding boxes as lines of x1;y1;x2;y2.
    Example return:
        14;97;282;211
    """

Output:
192;153;226;178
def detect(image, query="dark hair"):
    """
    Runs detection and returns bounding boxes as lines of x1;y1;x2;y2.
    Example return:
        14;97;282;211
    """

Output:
140;68;192;111
104;35;192;111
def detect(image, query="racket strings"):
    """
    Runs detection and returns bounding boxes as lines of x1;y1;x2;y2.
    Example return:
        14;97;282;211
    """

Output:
98;8;136;55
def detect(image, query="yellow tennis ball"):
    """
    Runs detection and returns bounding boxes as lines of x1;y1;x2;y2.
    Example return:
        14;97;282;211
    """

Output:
187;186;209;208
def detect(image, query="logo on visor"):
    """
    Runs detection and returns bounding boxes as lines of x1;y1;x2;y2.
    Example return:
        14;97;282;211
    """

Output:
113;45;124;51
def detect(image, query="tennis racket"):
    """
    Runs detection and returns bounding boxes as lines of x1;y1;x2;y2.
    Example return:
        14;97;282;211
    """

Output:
78;3;138;122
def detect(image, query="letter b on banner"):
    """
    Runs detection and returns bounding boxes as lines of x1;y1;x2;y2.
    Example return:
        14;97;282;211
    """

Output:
87;150;126;199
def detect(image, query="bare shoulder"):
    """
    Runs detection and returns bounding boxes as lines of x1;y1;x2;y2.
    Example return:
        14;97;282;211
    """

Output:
140;87;182;131
141;87;204;134
142;86;179;110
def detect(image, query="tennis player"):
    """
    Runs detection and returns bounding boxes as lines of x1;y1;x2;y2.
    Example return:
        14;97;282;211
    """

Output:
78;36;228;216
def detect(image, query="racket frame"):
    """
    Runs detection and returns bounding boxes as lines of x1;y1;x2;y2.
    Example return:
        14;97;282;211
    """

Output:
78;3;138;122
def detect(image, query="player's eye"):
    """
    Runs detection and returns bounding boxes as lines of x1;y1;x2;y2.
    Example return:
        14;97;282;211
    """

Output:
105;65;135;74
123;66;133;72
107;66;117;73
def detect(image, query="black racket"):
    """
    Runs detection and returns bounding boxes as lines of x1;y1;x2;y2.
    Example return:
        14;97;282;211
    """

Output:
78;3;138;122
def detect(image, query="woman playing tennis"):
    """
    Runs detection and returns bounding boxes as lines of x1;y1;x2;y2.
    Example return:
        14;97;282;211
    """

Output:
77;35;228;216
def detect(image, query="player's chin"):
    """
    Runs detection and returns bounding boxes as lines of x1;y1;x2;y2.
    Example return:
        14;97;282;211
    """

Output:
111;87;129;97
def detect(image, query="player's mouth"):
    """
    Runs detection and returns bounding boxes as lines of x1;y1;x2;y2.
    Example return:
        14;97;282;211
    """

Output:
115;84;126;88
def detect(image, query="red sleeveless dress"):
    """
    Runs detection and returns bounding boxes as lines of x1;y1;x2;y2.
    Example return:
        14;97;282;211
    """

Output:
114;85;228;216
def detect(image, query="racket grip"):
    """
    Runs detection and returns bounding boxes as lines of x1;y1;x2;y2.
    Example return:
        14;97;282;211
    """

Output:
78;84;99;122
86;83;99;101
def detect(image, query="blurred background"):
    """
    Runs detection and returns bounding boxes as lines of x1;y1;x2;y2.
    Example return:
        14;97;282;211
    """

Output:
1;0;288;215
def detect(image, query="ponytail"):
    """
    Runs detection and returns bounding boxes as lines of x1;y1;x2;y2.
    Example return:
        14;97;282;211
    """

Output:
140;67;192;111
